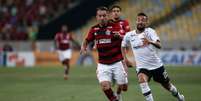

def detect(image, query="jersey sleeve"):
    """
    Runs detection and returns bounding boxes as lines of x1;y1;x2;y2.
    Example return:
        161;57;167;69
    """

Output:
55;33;61;43
121;32;130;47
54;33;60;49
123;20;131;33
85;28;95;42
54;33;58;41
147;28;160;42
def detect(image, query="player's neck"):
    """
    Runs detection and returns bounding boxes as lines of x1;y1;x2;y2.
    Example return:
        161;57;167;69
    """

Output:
62;33;68;36
136;29;144;34
99;22;108;27
62;31;68;34
113;18;120;21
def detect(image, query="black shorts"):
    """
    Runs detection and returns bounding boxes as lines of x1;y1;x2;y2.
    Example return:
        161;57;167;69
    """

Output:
137;66;170;84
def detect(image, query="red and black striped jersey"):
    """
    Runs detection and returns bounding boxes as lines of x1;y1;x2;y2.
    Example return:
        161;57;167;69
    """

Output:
85;22;123;64
112;19;130;37
54;32;72;50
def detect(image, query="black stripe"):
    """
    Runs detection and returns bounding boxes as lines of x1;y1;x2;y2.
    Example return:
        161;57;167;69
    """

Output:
98;47;121;55
97;45;121;52
143;91;151;96
99;58;123;65
99;50;122;60
172;92;179;97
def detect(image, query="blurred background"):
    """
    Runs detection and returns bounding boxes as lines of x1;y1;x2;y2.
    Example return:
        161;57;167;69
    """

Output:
0;0;200;67
0;0;201;67
0;0;201;101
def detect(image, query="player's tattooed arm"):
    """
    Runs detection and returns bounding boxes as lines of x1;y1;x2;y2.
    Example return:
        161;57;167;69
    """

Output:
149;40;161;49
80;39;89;55
121;47;133;68
142;38;161;49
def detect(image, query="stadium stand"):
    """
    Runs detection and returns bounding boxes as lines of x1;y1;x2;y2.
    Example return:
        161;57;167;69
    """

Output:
77;0;201;50
0;0;77;40
0;0;201;51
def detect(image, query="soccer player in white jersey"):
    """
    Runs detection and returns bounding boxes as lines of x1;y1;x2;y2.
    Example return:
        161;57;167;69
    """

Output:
121;12;185;101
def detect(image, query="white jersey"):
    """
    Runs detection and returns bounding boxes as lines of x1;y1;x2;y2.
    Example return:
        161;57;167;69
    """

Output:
122;27;163;71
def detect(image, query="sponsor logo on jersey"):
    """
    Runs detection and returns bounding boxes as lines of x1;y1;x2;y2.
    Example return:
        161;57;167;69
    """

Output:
106;30;111;35
98;39;111;44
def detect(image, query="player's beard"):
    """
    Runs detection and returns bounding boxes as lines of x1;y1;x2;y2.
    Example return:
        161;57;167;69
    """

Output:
137;24;145;32
100;20;108;26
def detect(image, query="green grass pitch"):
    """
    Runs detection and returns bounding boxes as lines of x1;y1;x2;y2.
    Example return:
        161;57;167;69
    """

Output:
0;65;201;101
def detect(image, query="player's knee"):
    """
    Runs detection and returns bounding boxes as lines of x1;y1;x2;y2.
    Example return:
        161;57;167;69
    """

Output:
62;59;69;65
122;84;128;91
100;82;111;91
118;84;128;92
138;73;148;83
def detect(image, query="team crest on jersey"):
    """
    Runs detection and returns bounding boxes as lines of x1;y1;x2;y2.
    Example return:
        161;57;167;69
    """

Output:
106;30;111;35
94;32;97;36
98;39;111;44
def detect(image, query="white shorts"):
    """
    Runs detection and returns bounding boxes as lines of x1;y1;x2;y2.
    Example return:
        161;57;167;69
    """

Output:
96;61;128;85
57;49;72;62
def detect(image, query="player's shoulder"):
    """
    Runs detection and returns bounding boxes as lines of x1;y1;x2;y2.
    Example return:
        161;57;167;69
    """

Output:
145;27;157;35
145;27;156;33
125;30;136;37
120;19;129;22
90;24;101;30
91;24;99;28
119;18;129;22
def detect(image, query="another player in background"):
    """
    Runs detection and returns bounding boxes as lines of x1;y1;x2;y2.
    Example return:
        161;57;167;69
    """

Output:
80;7;128;101
110;5;133;67
110;5;130;38
110;5;132;101
121;12;185;101
55;25;76;80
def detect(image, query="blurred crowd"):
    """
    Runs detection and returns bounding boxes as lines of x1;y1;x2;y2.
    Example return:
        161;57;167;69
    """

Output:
0;0;73;40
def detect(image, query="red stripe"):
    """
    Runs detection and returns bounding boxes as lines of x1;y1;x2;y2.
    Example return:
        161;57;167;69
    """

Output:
96;35;112;39
99;54;123;64
98;47;121;56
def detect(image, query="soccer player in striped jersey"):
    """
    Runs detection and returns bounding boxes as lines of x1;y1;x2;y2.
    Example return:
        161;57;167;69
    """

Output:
110;5;130;39
121;12;185;101
80;7;128;101
55;25;75;80
110;5;131;101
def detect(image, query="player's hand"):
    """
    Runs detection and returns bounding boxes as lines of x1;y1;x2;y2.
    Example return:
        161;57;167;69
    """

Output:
80;47;87;55
113;32;120;39
92;44;97;51
142;38;150;46
124;59;133;68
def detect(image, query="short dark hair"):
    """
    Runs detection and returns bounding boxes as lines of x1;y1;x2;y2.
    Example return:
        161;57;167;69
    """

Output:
137;12;148;18
96;6;109;12
110;5;121;11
